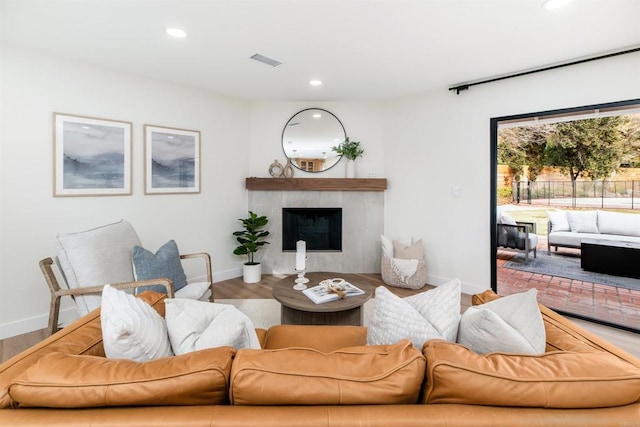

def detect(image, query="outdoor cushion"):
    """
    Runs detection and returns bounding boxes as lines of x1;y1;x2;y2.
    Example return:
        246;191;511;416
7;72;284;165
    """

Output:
9;347;235;408
230;340;425;405
547;210;570;232
422;340;640;408
56;219;142;315
566;210;599;234
597;210;640;237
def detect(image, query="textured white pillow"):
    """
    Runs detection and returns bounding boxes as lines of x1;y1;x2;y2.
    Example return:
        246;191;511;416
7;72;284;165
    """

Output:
547;210;570;232
165;299;261;354
457;289;545;355
566;211;599;234
380;235;394;258
100;284;173;361
367;279;461;348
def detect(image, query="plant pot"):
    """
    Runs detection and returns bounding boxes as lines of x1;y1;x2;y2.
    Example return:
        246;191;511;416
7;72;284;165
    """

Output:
345;159;355;178
243;263;262;284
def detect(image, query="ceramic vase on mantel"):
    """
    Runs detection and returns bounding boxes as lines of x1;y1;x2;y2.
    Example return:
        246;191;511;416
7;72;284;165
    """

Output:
345;159;355;178
243;263;261;284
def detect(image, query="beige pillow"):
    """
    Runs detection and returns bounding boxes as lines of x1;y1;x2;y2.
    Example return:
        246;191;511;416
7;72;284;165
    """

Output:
9;348;236;408
393;239;424;259
422;340;640;408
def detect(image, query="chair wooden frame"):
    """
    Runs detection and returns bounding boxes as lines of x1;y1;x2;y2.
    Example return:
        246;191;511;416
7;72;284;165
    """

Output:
497;221;538;261
39;252;213;337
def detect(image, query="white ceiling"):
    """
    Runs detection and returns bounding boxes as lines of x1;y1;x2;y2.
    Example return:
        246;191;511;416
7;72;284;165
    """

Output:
2;0;639;102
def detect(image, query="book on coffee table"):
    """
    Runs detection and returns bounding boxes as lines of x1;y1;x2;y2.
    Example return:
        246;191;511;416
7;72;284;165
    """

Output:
303;281;365;304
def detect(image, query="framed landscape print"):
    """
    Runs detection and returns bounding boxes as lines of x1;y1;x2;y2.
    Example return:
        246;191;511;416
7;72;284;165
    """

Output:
54;113;132;196
144;125;201;194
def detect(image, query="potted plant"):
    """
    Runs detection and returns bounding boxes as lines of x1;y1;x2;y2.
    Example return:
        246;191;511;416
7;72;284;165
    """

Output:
331;137;364;178
233;211;270;283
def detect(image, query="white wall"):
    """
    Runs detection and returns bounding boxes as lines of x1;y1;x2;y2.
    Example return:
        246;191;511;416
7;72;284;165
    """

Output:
384;54;640;296
248;102;385;179
0;44;250;338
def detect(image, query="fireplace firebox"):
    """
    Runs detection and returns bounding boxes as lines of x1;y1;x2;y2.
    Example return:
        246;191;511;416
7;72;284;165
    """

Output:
282;208;342;251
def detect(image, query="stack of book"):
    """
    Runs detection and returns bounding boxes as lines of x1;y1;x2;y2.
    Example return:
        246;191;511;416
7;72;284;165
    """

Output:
302;281;364;304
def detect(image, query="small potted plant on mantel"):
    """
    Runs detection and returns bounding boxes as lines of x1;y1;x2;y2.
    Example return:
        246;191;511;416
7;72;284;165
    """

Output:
331;137;364;178
233;211;270;283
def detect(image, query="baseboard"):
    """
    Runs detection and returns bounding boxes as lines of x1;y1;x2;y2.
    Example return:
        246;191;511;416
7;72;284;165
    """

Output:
426;273;488;296
0;307;78;340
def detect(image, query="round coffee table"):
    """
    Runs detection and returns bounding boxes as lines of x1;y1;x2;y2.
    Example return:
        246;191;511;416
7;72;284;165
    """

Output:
271;272;374;326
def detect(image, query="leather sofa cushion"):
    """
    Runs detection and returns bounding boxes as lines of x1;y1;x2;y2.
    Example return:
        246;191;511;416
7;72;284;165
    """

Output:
9;346;235;408
422;340;640;408
230;340;425;405
262;324;366;351
0;292;167;409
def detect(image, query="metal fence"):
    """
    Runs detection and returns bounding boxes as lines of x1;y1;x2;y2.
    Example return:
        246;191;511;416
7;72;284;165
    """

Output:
513;180;640;210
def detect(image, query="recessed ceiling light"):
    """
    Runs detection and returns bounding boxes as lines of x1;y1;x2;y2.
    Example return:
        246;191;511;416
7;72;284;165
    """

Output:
313;113;322;118
542;0;572;10
309;80;322;86
166;28;187;38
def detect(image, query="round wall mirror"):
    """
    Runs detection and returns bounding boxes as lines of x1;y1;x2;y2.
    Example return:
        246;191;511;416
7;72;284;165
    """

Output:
282;108;346;173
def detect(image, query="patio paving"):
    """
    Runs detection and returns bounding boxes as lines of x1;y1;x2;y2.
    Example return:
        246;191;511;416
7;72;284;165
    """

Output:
497;247;640;331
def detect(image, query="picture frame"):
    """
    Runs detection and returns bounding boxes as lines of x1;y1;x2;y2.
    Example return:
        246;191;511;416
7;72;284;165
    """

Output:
54;113;132;197
144;125;201;194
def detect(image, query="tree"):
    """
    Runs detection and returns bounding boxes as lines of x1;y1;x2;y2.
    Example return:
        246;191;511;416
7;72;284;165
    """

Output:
498;124;552;181
545;117;630;182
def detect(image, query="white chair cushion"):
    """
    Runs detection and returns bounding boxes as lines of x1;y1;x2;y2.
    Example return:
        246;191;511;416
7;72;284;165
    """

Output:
175;281;211;300
100;285;173;361
367;279;461;348
56;220;142;315
165;298;260;354
457;289;545;355
547;210;570;232
566;211;599;234
597;210;640;237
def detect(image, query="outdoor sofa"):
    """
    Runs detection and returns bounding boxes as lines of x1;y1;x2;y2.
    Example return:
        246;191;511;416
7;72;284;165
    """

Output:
2;290;639;426
547;209;640;253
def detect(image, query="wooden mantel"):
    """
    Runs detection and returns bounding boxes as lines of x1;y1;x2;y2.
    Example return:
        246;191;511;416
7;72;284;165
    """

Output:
245;177;387;191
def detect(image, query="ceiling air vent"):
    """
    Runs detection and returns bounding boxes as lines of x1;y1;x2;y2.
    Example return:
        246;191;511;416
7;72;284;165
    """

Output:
250;53;282;67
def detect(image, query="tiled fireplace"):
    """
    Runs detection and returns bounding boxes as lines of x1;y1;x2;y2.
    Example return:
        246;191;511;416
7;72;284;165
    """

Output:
246;178;386;274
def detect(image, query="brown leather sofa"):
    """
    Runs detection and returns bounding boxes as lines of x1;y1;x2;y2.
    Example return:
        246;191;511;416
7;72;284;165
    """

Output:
1;290;639;426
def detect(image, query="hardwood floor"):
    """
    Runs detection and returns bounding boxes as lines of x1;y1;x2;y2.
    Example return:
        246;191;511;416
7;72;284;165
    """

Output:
2;273;638;362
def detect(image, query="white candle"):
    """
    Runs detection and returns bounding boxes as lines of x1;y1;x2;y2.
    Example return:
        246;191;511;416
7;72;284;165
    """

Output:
296;240;306;271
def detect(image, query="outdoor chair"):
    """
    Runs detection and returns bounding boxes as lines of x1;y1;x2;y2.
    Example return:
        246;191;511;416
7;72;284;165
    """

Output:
497;220;538;261
40;219;213;336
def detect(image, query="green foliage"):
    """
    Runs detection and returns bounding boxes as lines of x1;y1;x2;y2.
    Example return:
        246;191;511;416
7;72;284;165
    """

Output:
498;125;552;181
233;211;270;265
545;117;631;182
331;137;364;160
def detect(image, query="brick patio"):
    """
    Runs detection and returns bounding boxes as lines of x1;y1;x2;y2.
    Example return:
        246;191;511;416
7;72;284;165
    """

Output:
497;248;640;331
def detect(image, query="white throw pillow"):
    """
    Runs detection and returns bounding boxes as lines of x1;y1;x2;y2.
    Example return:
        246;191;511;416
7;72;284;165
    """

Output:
566;211;599;234
165;298;261;354
500;212;518;226
100;284;173;361
547;210;570;232
380;235;412;258
367;279;461;349
457;289;545;355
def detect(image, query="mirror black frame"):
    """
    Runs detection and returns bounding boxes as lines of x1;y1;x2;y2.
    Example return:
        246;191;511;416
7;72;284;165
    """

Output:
281;108;346;173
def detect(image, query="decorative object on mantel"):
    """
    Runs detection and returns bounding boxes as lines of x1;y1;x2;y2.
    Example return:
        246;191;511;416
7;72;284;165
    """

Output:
331;137;364;178
233;211;270;284
268;159;295;178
